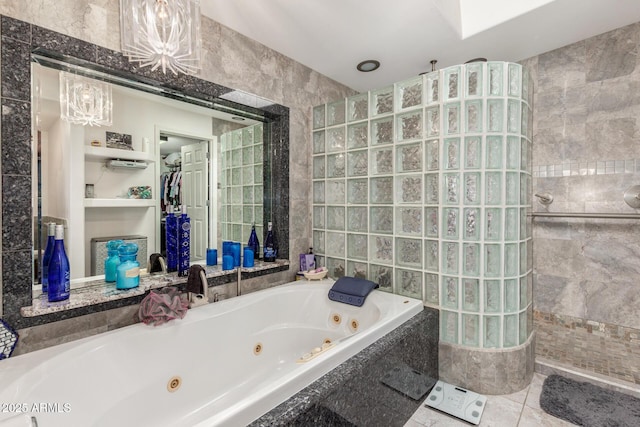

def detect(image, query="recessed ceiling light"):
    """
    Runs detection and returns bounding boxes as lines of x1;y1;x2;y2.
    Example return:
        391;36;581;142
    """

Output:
231;116;246;121
357;60;380;72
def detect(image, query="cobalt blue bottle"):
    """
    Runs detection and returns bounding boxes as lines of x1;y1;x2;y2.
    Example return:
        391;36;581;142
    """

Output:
177;205;191;277
116;243;140;290
248;223;260;260
41;222;56;293
47;225;70;302
104;239;124;283
263;221;277;262
165;206;178;272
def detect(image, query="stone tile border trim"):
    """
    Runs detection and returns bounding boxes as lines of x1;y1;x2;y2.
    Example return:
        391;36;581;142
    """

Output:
534;310;640;343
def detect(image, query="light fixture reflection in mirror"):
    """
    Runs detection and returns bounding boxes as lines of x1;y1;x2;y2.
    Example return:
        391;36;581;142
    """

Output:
32;61;263;287
59;71;113;126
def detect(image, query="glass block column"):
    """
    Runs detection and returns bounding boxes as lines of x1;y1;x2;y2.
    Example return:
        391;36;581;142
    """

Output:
220;123;264;244
312;62;533;392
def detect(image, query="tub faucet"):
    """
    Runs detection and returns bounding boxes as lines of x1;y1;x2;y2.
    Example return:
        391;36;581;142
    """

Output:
187;265;209;308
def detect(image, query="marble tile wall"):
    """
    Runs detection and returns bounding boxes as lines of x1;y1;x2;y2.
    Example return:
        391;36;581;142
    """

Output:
0;0;355;347
526;21;640;376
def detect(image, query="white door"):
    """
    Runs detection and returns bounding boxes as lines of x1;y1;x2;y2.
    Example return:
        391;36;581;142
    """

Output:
181;141;209;261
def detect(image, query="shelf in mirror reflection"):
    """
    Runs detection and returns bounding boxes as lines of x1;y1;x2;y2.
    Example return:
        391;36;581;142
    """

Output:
84;198;156;208
85;145;155;162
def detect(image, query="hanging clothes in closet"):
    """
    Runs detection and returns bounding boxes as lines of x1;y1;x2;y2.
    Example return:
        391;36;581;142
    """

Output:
160;168;182;211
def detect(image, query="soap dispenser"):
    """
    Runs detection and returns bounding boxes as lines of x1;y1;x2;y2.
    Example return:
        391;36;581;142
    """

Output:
116;243;140;290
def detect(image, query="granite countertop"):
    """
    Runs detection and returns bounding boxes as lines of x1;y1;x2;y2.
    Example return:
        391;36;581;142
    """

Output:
22;259;289;317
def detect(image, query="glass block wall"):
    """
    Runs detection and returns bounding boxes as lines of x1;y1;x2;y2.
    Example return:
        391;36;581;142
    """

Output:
220;123;264;244
312;62;533;349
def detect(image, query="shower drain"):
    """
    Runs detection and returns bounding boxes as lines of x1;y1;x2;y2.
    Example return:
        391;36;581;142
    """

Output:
167;376;182;392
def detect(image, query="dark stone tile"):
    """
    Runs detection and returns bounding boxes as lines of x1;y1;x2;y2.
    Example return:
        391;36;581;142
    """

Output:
32;26;96;63
1;98;31;175
2;174;32;252
1;16;31;43
2;250;32;327
1;35;30;101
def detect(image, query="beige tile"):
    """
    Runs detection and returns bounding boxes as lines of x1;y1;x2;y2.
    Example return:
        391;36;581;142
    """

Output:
502;384;530;405
517;406;575;427
525;373;546;411
479;395;523;427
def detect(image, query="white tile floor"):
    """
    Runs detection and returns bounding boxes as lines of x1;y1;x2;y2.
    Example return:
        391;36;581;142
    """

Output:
405;373;575;427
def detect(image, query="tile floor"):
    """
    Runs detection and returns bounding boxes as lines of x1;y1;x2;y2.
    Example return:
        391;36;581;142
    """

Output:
405;373;574;426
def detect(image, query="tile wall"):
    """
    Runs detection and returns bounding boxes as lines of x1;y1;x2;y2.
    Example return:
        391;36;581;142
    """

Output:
526;20;640;382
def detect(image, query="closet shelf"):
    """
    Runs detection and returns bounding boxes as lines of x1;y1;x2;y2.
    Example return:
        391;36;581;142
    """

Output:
85;145;154;163
84;198;156;208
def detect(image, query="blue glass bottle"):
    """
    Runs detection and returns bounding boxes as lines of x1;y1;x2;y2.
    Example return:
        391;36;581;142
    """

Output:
41;222;56;293
248;223;260;260
263;221;277;262
47;225;70;302
165;206;178;272
116;243;140;290
104;239;124;283
177;205;191;277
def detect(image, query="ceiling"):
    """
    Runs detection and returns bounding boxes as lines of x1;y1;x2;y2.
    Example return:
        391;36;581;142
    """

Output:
201;0;640;92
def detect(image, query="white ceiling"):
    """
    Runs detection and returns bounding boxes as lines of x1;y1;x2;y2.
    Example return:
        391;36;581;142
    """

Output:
201;0;640;92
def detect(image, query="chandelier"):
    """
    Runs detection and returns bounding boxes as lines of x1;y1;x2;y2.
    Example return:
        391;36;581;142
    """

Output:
59;72;113;127
120;0;202;75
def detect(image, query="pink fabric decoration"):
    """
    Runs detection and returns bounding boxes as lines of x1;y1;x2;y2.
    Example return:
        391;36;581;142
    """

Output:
138;287;189;326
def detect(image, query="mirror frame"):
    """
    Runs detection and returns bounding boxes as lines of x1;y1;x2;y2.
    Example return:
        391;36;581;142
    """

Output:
1;15;290;329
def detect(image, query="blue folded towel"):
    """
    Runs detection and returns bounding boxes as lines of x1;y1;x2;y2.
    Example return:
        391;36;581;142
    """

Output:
328;276;379;307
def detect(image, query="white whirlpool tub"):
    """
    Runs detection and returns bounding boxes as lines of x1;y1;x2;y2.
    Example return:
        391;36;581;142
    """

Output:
0;279;422;427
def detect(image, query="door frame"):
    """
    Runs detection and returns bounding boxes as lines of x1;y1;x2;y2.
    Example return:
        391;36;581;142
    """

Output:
154;125;216;260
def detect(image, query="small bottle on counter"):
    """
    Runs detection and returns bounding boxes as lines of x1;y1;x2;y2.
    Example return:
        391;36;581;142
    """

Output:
165;206;178;272
263;221;277;262
248;222;260;260
177;205;191;277
104;239;124;283
41;222;56;293
48;225;70;302
116;243;140;290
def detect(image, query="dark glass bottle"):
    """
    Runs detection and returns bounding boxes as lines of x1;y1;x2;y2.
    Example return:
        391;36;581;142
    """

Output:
48;225;70;302
165;206;178;272
263;221;277;262
248;223;260;260
177;205;191;277
41;222;56;293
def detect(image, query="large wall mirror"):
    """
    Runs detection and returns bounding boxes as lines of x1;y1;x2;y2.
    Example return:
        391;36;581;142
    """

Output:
32;59;266;281
1;16;289;329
